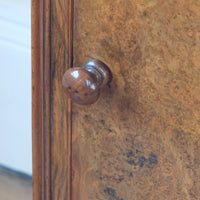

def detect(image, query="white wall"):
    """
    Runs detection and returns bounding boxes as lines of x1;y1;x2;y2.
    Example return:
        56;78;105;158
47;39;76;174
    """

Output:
0;0;32;175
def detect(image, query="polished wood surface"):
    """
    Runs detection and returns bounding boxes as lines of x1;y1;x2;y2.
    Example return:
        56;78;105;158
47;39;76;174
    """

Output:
32;0;73;199
32;0;49;199
63;68;100;105
72;0;200;199
50;0;73;199
33;0;200;199
63;59;112;105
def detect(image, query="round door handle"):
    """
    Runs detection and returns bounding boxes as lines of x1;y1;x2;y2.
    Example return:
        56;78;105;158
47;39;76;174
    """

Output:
62;59;112;105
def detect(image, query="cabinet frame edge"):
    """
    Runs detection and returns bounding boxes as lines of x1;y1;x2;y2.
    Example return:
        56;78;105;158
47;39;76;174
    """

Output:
32;0;73;199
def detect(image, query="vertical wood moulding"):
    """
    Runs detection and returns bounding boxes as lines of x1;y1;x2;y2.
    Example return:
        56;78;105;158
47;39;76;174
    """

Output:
32;0;73;199
44;0;51;199
32;0;45;199
67;0;74;198
32;0;51;199
50;0;73;198
67;0;74;199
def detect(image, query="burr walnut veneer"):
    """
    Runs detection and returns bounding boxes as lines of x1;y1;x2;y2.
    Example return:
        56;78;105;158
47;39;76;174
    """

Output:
32;0;200;199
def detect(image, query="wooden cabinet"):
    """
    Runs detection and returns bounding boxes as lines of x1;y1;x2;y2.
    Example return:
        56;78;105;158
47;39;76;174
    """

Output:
32;0;200;199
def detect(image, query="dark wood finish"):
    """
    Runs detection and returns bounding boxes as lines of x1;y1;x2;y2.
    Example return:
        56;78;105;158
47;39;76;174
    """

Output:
50;0;73;199
33;0;200;199
32;0;73;199
63;68;100;105
72;0;200;199
32;1;49;199
63;59;112;105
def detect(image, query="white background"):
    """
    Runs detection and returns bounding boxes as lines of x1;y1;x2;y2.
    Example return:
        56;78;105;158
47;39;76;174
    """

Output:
0;0;32;175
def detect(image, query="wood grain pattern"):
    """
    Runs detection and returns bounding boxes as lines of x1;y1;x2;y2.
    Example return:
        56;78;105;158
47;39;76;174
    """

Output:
32;0;73;199
51;0;73;199
72;0;200;199
63;68;100;105
62;59;112;105
32;1;48;199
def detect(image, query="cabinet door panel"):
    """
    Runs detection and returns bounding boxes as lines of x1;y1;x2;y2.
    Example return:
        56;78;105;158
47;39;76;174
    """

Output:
72;0;200;199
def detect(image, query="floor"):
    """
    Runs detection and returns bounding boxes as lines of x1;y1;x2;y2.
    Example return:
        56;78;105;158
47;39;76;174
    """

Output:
0;168;32;200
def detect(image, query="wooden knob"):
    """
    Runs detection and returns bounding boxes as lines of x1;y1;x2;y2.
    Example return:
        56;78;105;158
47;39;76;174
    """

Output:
62;59;112;105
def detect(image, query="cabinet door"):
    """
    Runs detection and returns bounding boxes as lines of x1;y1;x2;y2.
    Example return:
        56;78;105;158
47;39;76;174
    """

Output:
32;0;200;199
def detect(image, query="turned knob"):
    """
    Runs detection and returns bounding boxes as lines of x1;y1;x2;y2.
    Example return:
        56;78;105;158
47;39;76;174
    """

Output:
62;59;112;105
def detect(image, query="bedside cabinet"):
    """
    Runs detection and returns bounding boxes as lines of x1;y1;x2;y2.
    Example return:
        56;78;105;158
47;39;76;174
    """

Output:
32;0;200;199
